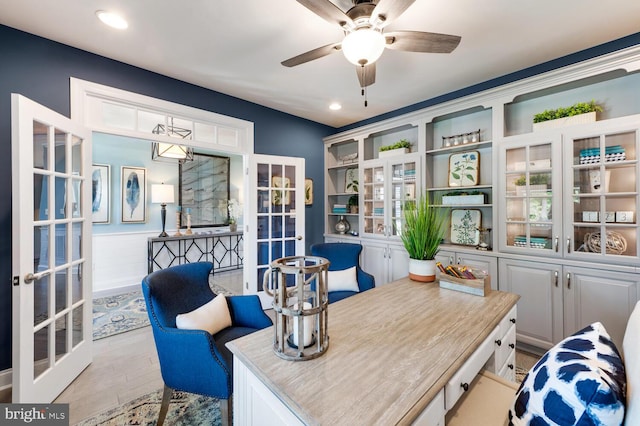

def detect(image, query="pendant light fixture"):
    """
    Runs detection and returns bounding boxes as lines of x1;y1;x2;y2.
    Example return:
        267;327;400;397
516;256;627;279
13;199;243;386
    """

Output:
151;117;194;162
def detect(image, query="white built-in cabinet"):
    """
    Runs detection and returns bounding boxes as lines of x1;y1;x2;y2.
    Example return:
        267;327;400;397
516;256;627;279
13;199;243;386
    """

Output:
323;46;640;352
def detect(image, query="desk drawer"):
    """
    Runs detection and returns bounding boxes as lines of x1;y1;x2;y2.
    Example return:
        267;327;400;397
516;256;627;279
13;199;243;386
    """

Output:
498;350;516;382
498;305;517;337
444;326;498;410
412;389;445;426
495;324;516;369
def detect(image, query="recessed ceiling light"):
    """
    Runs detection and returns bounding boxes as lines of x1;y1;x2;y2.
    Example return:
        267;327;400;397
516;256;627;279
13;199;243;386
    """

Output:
329;103;342;111
96;10;128;30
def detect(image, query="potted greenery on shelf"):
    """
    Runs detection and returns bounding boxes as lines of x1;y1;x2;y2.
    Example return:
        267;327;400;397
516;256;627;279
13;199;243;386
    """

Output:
400;195;448;282
514;174;550;196
379;139;412;158
533;100;602;131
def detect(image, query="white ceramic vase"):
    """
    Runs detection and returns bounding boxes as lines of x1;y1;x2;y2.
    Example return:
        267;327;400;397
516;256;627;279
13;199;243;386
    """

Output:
408;258;437;282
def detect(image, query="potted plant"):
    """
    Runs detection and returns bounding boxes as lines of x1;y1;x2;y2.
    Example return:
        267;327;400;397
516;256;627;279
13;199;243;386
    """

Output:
379;139;412;158
514;174;550;196
533;100;602;131
400;195;448;282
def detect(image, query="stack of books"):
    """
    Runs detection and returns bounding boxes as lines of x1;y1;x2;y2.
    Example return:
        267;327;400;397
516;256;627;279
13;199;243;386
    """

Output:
332;204;347;214
579;145;625;164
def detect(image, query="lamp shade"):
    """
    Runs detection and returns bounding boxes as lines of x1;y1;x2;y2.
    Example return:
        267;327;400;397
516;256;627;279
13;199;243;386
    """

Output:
342;28;386;66
151;184;175;204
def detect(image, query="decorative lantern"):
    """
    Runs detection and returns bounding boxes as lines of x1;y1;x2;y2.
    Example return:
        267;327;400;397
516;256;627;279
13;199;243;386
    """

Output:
263;256;330;361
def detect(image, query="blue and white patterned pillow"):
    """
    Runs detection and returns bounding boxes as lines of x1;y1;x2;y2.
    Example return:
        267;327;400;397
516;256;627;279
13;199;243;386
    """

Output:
509;322;626;425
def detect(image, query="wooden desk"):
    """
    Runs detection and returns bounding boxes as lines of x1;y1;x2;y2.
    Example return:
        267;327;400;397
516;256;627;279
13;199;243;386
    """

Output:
228;277;519;425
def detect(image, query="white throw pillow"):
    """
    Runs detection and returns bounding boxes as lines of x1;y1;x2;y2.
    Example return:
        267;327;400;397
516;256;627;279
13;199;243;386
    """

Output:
326;266;359;293
624;301;640;425
176;294;232;335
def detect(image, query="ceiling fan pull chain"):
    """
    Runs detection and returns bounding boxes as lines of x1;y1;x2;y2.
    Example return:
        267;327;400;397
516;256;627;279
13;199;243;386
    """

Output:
361;65;368;107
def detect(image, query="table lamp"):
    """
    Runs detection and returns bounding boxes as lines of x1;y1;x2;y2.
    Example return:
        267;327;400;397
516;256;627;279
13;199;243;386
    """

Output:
151;183;174;237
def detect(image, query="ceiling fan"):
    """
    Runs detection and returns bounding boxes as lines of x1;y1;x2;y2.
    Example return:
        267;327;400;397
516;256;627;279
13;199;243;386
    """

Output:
282;0;461;93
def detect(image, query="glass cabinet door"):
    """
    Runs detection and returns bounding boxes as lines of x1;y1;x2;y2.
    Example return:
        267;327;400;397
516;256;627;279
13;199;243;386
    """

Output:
501;136;561;255
389;159;418;237
565;126;638;260
363;162;386;236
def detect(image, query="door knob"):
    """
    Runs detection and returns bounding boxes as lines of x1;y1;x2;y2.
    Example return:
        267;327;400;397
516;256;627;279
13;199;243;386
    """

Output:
24;271;51;284
296;235;303;240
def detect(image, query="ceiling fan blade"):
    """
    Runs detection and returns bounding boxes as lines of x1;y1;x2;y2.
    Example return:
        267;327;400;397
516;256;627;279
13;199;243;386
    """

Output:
356;63;376;88
370;0;416;27
384;31;461;53
282;42;342;67
296;0;354;27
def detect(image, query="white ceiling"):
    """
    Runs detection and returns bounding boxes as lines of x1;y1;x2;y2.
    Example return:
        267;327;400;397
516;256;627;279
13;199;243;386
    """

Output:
1;0;639;128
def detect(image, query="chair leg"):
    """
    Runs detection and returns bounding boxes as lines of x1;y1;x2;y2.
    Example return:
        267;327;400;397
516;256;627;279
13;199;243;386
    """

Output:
220;397;232;426
157;385;173;426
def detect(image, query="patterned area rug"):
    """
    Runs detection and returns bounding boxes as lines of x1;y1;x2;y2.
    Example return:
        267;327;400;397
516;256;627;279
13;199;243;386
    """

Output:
76;389;222;426
92;283;234;340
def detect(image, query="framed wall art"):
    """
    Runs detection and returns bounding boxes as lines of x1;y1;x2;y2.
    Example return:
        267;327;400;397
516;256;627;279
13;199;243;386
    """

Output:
121;166;146;223
450;209;481;246
448;151;479;187
345;168;358;193
305;178;313;205
92;163;110;224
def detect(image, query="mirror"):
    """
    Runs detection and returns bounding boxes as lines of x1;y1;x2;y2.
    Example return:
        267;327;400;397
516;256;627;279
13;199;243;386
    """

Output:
179;153;230;228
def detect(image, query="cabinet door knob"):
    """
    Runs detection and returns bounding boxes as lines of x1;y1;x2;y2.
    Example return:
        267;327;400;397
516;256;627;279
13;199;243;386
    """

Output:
495;339;502;346
554;236;559;253
567;236;571;253
461;382;469;392
566;273;571;290
508;364;514;370
509;343;515;349
510;318;516;324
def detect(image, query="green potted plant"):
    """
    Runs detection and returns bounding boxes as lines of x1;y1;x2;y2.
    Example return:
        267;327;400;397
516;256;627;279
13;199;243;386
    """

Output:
379;139;412;158
533;100;602;130
400;195;448;282
514;174;550;196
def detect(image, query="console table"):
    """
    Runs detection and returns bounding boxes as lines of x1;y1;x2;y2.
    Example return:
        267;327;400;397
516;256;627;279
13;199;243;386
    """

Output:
228;277;519;425
147;231;243;274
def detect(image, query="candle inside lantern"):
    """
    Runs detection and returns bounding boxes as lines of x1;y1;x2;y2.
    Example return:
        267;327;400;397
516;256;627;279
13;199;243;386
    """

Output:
293;302;314;347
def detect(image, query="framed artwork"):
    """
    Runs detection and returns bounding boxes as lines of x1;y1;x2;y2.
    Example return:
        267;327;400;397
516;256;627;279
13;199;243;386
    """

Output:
272;176;291;205
448;151;479;187
121;166;146;223
92;164;110;224
451;209;481;246
345;168;358;193
305;178;313;205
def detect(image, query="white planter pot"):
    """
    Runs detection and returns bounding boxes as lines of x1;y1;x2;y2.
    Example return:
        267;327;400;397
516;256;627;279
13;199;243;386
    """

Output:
442;194;485;205
408;258;436;283
533;111;596;131
379;147;409;158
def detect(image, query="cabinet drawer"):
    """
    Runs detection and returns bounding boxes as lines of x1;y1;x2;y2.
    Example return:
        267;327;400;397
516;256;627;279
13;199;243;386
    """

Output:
445;326;498;410
498;350;516;382
498;305;517;337
495;324;516;369
412;389;445;426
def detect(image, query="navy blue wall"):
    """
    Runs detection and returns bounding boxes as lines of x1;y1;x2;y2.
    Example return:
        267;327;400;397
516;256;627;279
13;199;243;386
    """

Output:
0;25;333;371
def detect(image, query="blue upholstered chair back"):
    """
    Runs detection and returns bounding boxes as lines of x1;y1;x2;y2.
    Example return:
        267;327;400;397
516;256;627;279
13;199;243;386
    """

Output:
310;243;375;302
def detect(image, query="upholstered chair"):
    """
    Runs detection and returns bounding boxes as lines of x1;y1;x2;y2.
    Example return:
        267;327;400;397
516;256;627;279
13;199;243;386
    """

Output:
309;243;375;303
141;262;272;426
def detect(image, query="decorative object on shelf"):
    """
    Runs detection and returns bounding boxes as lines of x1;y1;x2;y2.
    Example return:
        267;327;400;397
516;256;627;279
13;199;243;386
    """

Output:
335;215;351;234
579;145;625;164
174;206;183;237
348;194;359;214
438;266;490;296
262;256;329;361
338;152;358;165
185;207;193;235
92;163;111;224
305;178;313;205
378;139;412;158
588;170;611;192
448;151;479;187
400;195;448;282
451;209;481;246
514;173;550;196
442;191;486;206
272;176;291;205
513;236;550;249
228;198;241;232
332;203;348;214
532;100;602;131
122;166;147;223
442;129;481;148
583;231;627;255
476;227;492;251
151;183;173;237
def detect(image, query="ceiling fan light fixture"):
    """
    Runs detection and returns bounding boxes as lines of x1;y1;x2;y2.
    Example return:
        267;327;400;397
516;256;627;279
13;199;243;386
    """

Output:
342;28;385;66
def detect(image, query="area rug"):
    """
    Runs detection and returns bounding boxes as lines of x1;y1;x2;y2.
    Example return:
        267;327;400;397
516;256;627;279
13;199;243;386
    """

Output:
76;389;222;426
92;283;234;341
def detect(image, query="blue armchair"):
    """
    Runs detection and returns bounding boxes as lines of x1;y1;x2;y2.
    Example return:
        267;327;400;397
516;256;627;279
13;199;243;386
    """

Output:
310;243;375;303
141;262;272;426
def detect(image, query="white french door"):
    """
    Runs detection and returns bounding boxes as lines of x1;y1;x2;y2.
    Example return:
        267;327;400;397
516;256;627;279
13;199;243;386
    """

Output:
11;94;93;402
245;154;305;306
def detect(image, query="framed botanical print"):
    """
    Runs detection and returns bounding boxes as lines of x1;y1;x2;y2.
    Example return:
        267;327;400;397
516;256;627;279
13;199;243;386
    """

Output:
448;151;479;187
345;168;358;193
121;166;146;223
450;209;481;246
305;178;313;205
92;164;110;224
